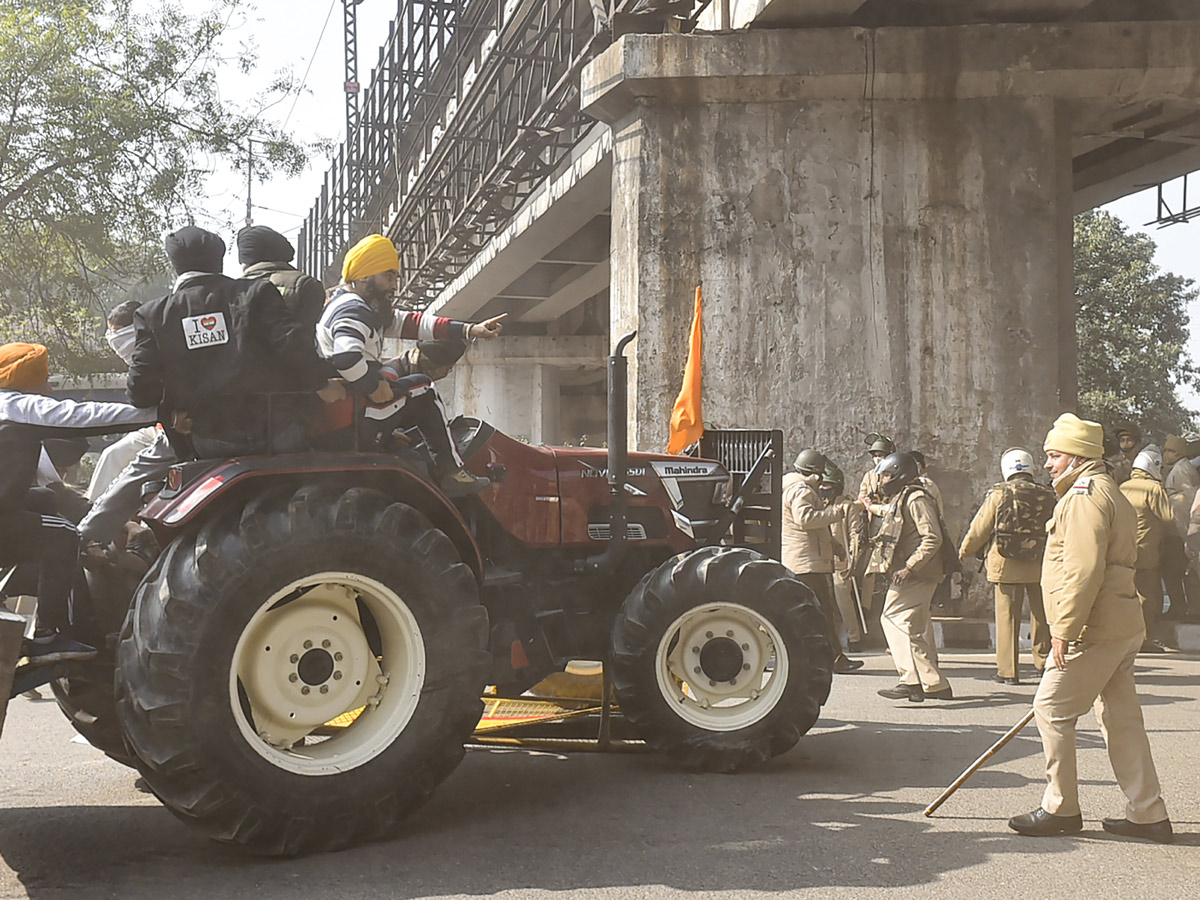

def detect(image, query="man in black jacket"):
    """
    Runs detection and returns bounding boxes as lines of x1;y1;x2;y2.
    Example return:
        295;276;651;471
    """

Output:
128;226;338;457
236;225;326;334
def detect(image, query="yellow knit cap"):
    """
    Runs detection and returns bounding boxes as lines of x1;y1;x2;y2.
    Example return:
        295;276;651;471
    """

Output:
341;234;399;282
1043;413;1104;459
0;342;49;390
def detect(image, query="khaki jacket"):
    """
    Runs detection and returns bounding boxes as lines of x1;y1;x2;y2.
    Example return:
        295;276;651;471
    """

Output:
782;472;841;575
1042;459;1144;643
918;475;944;517
958;485;1042;584
1119;470;1174;570
874;487;944;582
1165;458;1199;538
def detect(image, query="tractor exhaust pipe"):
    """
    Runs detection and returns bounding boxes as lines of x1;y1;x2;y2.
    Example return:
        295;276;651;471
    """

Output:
578;331;637;574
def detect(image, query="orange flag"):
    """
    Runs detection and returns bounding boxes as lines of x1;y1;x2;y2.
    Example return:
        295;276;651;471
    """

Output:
667;286;703;454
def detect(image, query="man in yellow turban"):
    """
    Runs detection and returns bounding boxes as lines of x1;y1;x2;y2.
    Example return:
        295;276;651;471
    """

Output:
317;233;506;495
1;343;158;664
1008;413;1172;842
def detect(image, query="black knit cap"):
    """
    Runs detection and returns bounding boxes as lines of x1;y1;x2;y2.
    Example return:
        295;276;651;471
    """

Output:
416;339;467;367
237;225;295;266
164;226;225;275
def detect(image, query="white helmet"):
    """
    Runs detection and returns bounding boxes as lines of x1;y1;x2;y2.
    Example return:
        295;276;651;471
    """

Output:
1133;445;1163;481
1000;447;1035;481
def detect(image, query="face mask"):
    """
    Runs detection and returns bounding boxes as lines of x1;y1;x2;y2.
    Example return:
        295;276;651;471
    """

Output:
1051;455;1083;489
106;323;137;365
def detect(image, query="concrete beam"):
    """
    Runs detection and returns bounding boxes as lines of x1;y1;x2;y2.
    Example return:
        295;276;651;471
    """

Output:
523;260;611;323
427;125;613;321
583;20;1200;116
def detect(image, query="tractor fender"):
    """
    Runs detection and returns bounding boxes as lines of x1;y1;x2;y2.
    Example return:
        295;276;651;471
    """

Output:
139;454;484;580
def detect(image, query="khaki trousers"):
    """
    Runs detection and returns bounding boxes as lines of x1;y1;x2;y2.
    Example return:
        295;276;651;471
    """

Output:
1034;632;1168;823
833;573;862;643
881;579;949;692
1133;568;1164;642
994;582;1050;679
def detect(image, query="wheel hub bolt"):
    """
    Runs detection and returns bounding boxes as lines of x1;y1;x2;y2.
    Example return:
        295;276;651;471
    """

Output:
692;646;700;654
303;640;313;649
730;678;737;686
742;643;749;651
726;630;734;637
709;680;717;687
289;673;298;683
705;631;713;639
694;667;702;675
333;671;343;680
322;640;331;649
290;654;299;664
334;652;343;661
320;685;329;694
301;686;310;695
743;663;751;671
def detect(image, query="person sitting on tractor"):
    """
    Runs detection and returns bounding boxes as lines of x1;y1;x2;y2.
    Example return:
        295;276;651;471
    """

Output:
127;225;342;459
0;342;157;664
316;233;505;496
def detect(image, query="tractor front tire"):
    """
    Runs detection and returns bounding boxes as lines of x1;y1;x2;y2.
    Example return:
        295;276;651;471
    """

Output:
115;484;489;855
610;547;833;772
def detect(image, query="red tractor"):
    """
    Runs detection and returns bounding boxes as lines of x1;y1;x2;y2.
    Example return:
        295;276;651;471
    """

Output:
4;333;833;855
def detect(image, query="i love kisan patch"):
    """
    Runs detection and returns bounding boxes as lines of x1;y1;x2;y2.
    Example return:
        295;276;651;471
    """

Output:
182;311;229;349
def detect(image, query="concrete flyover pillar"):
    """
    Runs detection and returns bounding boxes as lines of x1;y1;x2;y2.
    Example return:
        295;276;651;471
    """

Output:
582;20;1200;527
441;335;605;446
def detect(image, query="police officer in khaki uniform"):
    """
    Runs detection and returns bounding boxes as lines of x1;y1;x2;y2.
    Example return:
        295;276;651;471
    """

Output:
1161;435;1198;620
1009;414;1172;842
1119;446;1174;653
821;462;866;652
869;452;952;702
959;448;1053;684
782;449;864;673
856;432;895;638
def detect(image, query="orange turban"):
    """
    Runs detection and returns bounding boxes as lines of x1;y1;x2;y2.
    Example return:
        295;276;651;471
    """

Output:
342;234;400;283
0;342;49;391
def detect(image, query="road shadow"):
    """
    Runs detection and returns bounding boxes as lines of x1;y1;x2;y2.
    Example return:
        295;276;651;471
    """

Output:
0;718;1091;900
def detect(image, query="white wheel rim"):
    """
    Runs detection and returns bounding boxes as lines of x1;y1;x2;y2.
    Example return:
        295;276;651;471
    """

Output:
229;572;425;776
653;602;789;732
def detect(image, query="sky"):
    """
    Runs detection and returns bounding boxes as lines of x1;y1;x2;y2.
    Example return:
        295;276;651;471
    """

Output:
199;1;1200;412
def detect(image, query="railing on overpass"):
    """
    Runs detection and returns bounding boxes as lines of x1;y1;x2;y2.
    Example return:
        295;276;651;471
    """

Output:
298;1;714;307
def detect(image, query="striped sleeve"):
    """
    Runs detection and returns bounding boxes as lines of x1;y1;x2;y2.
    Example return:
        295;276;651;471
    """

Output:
390;311;469;342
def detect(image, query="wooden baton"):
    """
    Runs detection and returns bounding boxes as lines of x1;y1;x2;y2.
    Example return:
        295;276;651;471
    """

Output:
923;707;1036;817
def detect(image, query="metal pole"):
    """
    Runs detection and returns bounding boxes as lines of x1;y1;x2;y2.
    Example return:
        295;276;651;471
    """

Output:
924;708;1036;817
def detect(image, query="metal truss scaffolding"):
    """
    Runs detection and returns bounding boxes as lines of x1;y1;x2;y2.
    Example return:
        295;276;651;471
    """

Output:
298;1;711;306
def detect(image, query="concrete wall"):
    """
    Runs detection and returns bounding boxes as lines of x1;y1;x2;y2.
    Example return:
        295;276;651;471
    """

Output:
605;94;1073;528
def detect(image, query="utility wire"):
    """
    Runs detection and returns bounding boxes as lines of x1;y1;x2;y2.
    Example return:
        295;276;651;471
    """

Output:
282;0;339;130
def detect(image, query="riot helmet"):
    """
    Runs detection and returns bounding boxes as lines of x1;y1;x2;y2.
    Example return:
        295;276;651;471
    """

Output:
875;451;918;497
1000;447;1035;481
793;448;827;477
1132;445;1164;482
865;431;896;457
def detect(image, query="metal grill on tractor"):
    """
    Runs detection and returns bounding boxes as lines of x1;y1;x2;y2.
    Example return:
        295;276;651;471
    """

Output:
692;429;783;561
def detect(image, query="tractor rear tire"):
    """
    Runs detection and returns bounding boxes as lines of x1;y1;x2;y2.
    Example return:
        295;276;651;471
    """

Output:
51;656;137;768
115;484;490;855
51;565;145;768
610;546;833;772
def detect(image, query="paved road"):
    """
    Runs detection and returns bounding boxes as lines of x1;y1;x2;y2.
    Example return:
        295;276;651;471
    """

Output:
2;650;1197;900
